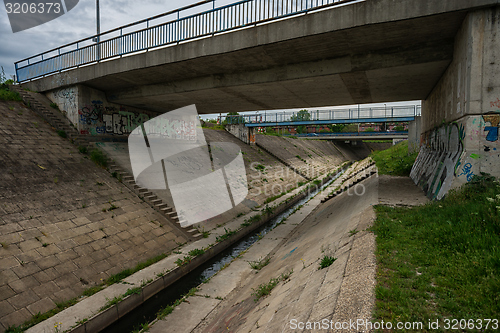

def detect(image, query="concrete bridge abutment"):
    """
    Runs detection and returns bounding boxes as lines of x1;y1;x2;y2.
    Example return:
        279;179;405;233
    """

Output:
45;84;155;138
411;7;500;200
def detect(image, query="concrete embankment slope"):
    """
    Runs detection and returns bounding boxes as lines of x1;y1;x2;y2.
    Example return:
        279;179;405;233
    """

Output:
0;101;187;330
98;128;311;231
255;134;348;179
148;160;379;333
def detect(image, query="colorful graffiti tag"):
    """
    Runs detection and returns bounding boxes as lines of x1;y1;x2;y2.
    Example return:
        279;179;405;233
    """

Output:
410;122;465;200
78;101;151;136
78;100;197;140
483;113;500;142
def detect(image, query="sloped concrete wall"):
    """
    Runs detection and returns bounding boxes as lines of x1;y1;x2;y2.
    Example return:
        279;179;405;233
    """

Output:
412;7;500;199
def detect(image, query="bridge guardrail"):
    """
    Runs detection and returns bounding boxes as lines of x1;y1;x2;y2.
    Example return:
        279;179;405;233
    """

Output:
224;105;421;125
15;0;358;82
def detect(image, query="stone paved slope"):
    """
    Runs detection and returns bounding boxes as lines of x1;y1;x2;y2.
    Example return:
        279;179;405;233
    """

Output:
99;129;310;231
0;101;187;331
255;135;347;179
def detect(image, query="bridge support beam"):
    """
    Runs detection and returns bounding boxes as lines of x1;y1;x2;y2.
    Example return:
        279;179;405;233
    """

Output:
411;7;500;200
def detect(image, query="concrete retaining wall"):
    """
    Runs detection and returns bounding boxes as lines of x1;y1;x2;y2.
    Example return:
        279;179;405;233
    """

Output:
226;124;256;144
412;7;500;199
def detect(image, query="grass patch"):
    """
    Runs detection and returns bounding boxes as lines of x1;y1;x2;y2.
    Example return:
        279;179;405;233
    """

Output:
249;257;271;270
105;253;168;285
372;173;500;329
318;255;336;270
56;130;67;138
188;248;205;257
254;163;266;171
90;149;108;168
251;270;293;302
0;72;22;102
78;146;88;154
216;228;237;242
175;255;193;267
5;298;78;332
370;141;417;176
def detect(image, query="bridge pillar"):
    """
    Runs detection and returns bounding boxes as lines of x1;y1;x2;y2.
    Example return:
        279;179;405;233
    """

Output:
226;124;256;145
408;116;421;153
411;7;500;200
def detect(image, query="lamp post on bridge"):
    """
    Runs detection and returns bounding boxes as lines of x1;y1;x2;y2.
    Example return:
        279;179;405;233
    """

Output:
96;0;100;61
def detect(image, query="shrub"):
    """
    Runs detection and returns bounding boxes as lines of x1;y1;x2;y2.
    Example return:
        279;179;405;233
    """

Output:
56;130;67;138
90;149;108;168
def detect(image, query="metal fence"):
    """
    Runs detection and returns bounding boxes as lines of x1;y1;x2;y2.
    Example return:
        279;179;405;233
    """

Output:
225;105;421;125
15;0;356;82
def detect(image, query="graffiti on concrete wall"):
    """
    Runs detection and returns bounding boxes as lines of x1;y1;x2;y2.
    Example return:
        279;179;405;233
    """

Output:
78;100;151;136
78;100;197;139
483;113;500;142
456;162;474;181
410;122;465;200
55;87;77;111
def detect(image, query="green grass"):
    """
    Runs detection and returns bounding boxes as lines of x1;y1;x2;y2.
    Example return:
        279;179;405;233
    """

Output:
90;149;108;168
78;146;88;154
216;228;238;242
188;248;205;257
318;255;336;270
56;130;67;138
249;257;271;270
175;255;193;267
0;84;22;101
5;298;78;332
372;173;500;331
370;141;418;176
251;270;293;302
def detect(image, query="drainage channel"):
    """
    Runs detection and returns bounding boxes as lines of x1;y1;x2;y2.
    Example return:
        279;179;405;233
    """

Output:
100;168;347;333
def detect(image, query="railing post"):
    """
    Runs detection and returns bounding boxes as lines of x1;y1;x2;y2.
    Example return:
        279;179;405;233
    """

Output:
177;11;180;44
212;0;215;35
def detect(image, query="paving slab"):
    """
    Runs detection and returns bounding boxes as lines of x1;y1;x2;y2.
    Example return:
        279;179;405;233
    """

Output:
144;164;380;333
149;296;221;333
0;101;188;329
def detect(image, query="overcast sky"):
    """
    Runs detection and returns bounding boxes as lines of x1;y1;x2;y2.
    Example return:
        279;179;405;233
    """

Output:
0;0;191;78
1;0;420;114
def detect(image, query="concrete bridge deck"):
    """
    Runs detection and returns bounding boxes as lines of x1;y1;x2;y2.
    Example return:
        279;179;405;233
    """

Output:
21;0;499;114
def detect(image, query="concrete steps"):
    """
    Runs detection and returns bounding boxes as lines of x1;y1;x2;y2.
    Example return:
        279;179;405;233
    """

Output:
321;160;377;203
10;86;202;240
107;162;202;240
10;85;87;146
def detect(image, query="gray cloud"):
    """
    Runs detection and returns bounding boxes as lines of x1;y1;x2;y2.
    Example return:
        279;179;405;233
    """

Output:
1;0;185;78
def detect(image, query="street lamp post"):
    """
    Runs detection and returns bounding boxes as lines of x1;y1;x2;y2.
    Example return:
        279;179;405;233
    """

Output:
96;0;100;61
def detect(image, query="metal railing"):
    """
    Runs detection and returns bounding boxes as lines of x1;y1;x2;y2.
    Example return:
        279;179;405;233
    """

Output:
15;0;357;82
224;105;421;125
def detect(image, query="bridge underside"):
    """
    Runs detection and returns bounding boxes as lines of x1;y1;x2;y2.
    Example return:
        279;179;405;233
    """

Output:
24;0;476;115
78;12;462;114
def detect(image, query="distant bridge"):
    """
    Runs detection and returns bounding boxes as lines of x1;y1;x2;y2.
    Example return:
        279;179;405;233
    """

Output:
225;105;420;127
295;131;408;140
